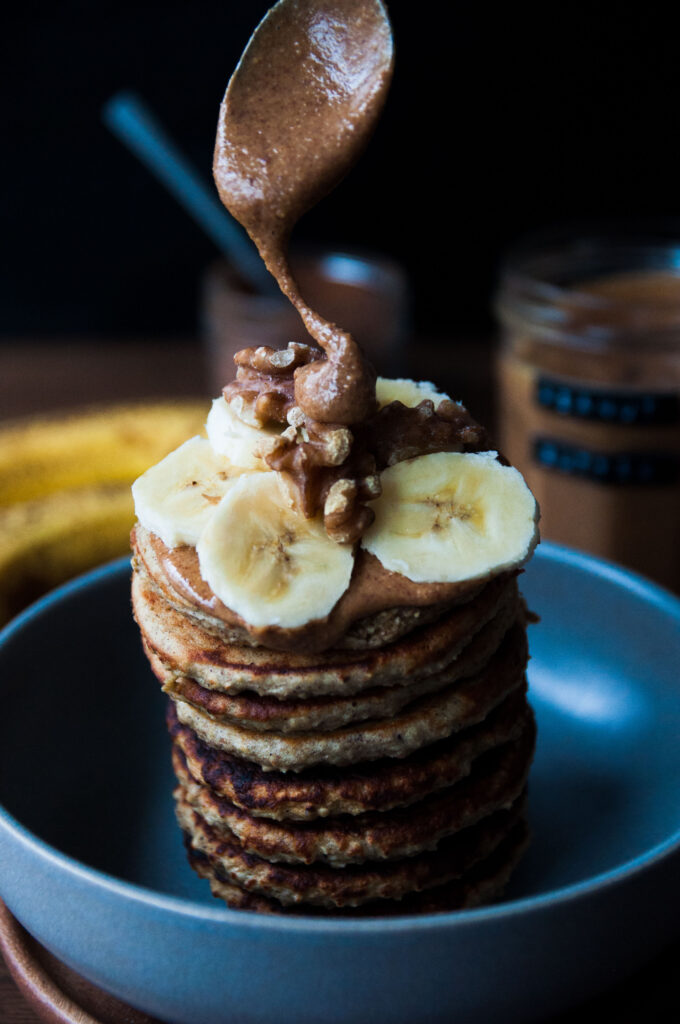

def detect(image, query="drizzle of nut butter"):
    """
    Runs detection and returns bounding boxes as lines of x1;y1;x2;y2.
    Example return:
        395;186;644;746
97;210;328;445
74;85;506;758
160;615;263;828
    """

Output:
212;0;394;425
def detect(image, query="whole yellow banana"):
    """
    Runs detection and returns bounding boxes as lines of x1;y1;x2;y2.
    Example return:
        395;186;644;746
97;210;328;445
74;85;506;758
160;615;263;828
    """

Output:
0;400;208;506
0;484;135;625
0;399;209;624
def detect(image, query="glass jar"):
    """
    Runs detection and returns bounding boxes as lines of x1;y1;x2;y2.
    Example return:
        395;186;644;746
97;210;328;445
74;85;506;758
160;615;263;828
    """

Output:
201;247;410;393
495;230;680;592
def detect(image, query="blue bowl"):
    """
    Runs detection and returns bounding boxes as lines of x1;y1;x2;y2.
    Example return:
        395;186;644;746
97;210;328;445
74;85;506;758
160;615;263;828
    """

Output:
1;543;679;1024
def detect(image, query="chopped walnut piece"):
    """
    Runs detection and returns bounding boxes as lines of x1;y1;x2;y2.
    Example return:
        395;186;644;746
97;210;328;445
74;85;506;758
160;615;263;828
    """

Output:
265;420;353;514
287;406;306;430
265;436;328;518
360;472;381;499
270;420;352;468
324;478;357;519
323;476;379;544
280;424;298;443
365;400;490;469
223;343;491;545
228;393;260;427
234;343;317;375
224;342;318;426
436;399;490;447
320;425;352;466
253;389;290;424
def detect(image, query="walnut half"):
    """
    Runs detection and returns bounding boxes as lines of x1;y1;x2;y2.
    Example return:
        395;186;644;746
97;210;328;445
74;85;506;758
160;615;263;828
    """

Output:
224;342;318;426
323;474;381;544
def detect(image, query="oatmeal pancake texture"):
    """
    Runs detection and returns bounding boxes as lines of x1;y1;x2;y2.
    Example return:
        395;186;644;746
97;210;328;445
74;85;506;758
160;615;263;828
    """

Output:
186;818;530;916
170;625;528;771
172;716;535;866
132;563;519;698
153;596;519;733
132;524;497;654
167;688;532;819
176;792;527;908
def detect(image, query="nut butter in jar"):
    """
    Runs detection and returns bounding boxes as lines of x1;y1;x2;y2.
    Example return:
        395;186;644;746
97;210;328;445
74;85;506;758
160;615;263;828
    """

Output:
495;232;680;592
202;248;410;392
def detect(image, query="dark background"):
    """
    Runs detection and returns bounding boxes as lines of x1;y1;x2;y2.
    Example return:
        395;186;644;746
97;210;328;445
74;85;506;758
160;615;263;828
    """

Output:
4;2;680;342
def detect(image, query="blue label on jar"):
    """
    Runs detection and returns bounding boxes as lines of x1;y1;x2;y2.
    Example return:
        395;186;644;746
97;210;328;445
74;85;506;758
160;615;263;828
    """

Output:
536;377;680;425
533;438;680;485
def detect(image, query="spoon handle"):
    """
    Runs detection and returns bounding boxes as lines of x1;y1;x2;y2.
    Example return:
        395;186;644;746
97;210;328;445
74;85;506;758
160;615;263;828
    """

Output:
102;90;277;296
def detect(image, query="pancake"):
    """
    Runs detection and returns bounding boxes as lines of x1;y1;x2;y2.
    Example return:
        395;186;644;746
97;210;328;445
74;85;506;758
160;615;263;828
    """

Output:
176;791;527;908
155;595;519;734
132;566;519;698
132;525;489;654
186;817;530;915
172;716;535;866
169;624;528;771
167;688;531;819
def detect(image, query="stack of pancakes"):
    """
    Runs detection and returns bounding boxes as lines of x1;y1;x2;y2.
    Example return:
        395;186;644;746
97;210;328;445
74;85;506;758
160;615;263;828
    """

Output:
132;526;535;916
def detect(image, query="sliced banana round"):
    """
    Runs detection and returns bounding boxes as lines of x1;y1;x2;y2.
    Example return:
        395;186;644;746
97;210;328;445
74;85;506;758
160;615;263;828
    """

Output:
362;451;539;584
206;396;282;470
197;472;354;628
132;436;246;548
376;376;451;408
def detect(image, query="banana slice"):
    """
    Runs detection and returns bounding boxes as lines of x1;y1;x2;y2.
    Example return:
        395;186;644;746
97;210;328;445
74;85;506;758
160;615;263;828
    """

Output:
376;377;451;408
132;436;245;548
206;397;282;469
197;472;354;628
362;451;539;584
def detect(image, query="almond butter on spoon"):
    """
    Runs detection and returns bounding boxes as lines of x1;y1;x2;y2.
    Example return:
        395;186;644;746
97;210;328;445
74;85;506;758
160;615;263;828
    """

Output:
213;0;394;425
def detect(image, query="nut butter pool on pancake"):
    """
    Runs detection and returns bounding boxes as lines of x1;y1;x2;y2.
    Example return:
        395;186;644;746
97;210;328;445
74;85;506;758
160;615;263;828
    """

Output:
130;0;540;915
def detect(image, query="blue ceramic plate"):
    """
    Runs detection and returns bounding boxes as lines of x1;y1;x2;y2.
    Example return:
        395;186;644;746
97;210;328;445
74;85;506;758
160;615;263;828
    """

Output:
0;543;679;1024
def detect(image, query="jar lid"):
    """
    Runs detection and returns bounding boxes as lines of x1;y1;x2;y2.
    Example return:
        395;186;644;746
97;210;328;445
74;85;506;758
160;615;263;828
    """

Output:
496;227;680;351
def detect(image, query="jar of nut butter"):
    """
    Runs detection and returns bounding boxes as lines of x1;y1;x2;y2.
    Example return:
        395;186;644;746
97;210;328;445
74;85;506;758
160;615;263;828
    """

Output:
495;231;680;592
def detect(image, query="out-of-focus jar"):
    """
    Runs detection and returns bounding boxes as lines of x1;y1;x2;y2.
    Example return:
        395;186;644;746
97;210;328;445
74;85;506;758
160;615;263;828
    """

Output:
202;248;410;392
495;231;680;592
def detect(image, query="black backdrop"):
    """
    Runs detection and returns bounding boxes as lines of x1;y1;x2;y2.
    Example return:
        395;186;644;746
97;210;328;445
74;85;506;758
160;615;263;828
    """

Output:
4;2;680;340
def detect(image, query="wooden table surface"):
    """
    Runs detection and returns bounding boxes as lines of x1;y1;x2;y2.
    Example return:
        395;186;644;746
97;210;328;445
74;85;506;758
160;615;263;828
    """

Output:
0;338;210;422
0;337;678;1023
0;335;496;427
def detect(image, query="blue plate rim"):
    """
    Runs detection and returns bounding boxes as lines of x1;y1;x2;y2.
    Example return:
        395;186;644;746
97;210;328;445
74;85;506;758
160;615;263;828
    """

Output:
1;543;680;936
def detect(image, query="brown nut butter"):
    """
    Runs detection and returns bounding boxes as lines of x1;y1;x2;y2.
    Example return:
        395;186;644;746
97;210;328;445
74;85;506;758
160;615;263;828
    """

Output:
213;0;393;426
133;525;489;654
496;234;680;591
